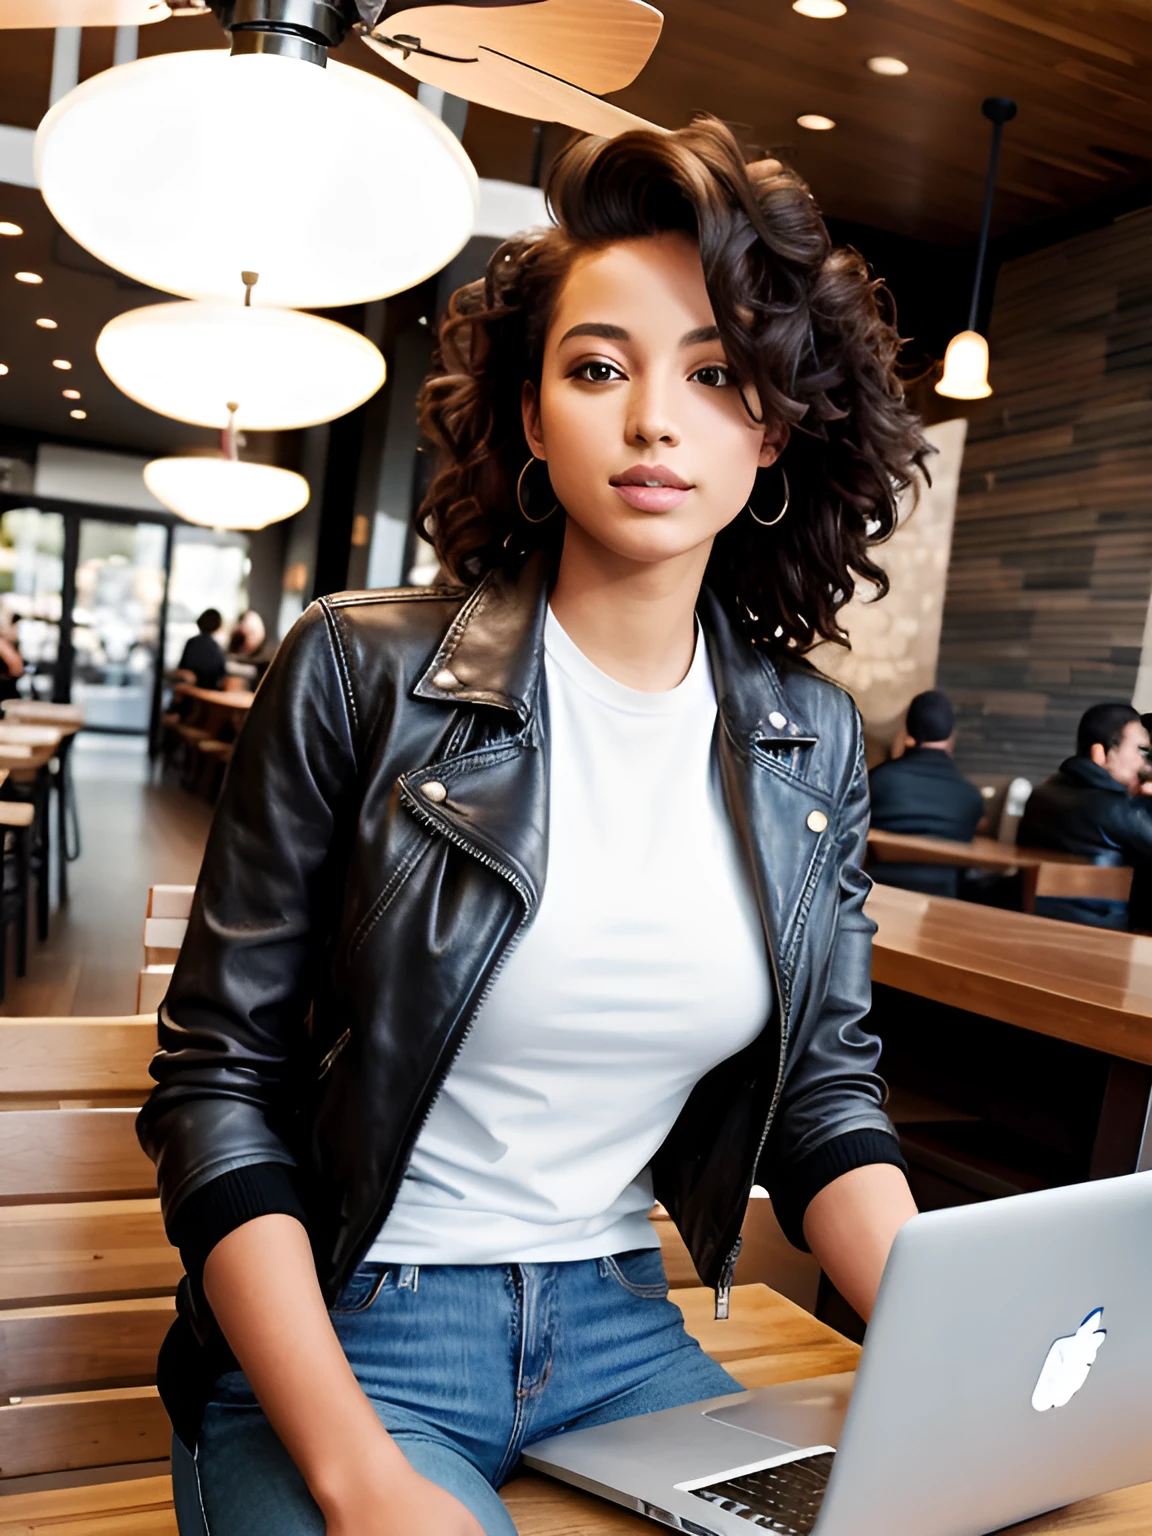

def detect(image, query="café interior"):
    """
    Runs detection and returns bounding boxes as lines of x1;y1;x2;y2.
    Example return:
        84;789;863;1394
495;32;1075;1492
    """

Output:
1;1;1152;1533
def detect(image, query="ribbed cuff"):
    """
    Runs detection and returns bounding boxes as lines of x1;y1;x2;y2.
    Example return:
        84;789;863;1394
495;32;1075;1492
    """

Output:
168;1162;308;1285
769;1128;907;1251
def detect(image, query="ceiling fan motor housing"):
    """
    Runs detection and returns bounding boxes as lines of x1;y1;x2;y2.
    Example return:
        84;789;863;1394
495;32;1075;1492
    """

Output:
214;0;353;64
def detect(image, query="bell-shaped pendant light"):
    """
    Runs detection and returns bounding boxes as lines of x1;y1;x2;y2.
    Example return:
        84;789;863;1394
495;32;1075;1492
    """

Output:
97;281;386;432
146;406;310;531
35;0;479;309
937;97;1016;402
937;330;992;401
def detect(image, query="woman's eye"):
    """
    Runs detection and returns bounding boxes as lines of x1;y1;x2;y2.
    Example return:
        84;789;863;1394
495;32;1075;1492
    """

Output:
691;364;730;388
572;360;623;383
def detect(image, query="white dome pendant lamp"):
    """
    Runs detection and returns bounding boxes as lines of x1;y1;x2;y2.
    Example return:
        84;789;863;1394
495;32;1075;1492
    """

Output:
97;276;386;432
145;406;310;532
937;97;1016;401
35;0;479;309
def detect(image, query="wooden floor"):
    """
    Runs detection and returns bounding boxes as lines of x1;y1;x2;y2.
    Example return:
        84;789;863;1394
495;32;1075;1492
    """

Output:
0;735;213;1018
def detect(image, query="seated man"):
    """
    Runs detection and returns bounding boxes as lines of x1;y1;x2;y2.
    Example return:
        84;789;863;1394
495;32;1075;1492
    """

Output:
868;690;985;899
174;608;226;692
1018;701;1152;929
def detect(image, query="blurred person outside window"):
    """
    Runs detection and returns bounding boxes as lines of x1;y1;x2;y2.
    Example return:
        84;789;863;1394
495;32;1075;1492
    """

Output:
867;689;984;899
1018;702;1152;929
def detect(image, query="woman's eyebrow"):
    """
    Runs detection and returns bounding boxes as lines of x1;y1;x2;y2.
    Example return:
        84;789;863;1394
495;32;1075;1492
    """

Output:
558;322;630;344
557;322;722;346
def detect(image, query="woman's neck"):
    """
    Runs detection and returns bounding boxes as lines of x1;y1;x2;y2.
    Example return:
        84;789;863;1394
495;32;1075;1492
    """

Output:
548;521;712;692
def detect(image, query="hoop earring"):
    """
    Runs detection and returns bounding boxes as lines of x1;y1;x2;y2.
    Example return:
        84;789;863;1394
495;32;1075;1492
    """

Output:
748;468;789;528
517;458;558;524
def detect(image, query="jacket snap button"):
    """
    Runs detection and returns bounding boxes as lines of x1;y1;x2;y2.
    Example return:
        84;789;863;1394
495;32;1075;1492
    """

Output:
806;809;828;833
421;780;448;804
431;668;460;690
768;711;787;729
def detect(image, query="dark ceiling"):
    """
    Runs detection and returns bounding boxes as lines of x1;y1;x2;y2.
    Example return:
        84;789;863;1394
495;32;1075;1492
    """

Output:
1;0;1150;456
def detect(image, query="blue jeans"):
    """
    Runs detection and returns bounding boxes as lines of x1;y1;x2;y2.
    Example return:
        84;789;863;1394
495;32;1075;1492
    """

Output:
172;1249;739;1536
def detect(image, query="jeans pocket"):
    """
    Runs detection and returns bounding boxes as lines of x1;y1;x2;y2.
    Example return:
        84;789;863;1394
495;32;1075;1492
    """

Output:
600;1249;670;1300
330;1263;392;1315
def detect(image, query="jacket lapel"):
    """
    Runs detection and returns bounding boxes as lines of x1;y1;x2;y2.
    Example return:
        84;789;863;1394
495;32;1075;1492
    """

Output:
404;555;552;913
405;562;833;994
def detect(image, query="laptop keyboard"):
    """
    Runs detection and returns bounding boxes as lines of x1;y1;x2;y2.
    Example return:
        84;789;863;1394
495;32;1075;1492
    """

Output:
687;1451;834;1534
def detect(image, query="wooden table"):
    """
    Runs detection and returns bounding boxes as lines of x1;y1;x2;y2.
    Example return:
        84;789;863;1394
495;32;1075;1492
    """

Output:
499;1283;1152;1535
868;884;1152;1204
867;829;1132;912
173;684;255;712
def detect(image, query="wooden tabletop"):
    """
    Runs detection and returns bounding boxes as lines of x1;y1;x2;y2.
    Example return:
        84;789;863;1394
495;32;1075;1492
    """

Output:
174;684;255;710
868;828;1090;871
500;1282;1152;1535
869;883;1152;1064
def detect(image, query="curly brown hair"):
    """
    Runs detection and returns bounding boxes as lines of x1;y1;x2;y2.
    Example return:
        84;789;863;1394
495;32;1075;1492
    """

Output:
416;115;930;655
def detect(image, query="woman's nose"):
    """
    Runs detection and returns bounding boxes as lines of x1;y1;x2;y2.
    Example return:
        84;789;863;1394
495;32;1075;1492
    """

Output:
625;382;680;448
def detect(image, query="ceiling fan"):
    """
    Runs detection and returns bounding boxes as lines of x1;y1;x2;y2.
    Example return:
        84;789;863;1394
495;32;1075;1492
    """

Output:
361;0;663;135
4;0;663;136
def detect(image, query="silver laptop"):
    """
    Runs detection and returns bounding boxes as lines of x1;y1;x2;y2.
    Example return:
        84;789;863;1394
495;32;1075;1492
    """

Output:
524;1171;1152;1536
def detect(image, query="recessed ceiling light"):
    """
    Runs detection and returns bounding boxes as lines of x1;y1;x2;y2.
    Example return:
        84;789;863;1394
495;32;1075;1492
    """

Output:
52;358;72;370
36;317;58;330
15;271;43;284
797;114;837;130
867;55;909;75
792;0;847;15
63;388;81;399
70;409;87;420
0;222;22;237
0;364;8;376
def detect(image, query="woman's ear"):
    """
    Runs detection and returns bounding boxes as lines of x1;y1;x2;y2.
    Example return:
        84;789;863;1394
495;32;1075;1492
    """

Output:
521;381;547;461
758;420;791;470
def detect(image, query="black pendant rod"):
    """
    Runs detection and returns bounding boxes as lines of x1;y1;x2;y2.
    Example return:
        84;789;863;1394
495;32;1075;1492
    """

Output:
968;96;1017;333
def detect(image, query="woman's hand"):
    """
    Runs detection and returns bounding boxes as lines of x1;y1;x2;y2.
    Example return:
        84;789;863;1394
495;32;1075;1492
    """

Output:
322;1462;486;1536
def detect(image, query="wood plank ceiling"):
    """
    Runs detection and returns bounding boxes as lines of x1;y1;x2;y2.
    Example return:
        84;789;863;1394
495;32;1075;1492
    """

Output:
0;0;1150;452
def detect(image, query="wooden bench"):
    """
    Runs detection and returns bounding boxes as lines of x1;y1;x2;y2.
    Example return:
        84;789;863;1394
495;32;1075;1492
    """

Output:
0;1012;174;1488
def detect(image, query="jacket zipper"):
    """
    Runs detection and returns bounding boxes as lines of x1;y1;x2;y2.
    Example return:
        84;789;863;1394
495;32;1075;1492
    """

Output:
714;826;831;1319
330;779;533;1296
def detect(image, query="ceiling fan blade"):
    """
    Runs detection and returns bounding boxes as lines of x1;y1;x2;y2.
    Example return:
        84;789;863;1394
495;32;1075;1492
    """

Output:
367;0;662;96
0;0;169;22
363;35;659;137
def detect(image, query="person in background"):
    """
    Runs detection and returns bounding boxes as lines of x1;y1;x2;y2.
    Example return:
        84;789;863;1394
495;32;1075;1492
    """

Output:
224;610;269;687
1018;701;1152;929
0;613;25;704
173;609;226;693
868;689;985;898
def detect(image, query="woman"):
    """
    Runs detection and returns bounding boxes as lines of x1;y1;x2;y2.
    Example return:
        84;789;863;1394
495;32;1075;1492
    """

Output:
140;117;928;1536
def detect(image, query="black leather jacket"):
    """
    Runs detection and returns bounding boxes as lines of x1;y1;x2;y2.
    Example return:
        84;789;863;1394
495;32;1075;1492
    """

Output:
1019;756;1152;866
137;554;901;1440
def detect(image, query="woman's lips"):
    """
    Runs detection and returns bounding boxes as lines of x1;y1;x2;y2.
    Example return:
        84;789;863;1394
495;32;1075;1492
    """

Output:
611;483;691;512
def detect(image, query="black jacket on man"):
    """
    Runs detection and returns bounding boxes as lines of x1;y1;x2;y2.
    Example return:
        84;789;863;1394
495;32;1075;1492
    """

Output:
868;746;985;898
136;552;904;1446
1018;755;1152;928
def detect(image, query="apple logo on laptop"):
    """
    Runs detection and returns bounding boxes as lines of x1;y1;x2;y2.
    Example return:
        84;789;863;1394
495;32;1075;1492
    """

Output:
1031;1309;1107;1412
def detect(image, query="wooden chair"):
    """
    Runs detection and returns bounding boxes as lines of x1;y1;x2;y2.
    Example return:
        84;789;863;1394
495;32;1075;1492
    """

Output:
1021;861;1133;915
137;886;193;1015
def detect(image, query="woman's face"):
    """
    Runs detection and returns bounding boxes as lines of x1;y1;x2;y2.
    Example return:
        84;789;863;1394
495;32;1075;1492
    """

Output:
522;232;786;570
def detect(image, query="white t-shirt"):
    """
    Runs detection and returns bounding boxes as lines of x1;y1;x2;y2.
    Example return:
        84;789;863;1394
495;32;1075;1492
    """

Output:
369;608;772;1265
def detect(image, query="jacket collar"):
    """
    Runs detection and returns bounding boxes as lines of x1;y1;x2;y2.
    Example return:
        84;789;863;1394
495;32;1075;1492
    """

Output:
1060;755;1129;795
414;552;820;751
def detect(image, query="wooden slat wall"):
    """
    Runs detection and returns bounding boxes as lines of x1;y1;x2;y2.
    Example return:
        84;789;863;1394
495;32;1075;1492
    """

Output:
936;205;1152;782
